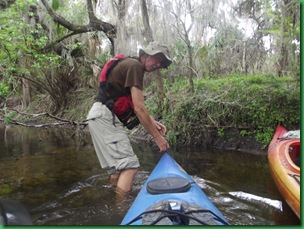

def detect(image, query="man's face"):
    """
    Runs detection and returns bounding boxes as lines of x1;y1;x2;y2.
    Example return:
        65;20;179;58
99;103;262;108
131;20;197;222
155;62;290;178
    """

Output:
144;53;167;72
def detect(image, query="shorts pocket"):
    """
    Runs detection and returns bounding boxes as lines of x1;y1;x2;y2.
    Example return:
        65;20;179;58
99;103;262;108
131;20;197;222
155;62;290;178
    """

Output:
104;133;133;159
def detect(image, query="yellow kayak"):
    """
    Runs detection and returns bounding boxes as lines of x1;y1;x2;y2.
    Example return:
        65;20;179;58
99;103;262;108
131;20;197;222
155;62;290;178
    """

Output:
268;126;300;218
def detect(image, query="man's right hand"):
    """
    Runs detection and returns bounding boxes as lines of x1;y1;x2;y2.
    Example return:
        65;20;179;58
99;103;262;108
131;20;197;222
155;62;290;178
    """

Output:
155;135;170;153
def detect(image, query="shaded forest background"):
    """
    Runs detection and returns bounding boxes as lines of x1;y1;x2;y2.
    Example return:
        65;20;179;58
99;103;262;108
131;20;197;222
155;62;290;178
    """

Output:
0;0;300;149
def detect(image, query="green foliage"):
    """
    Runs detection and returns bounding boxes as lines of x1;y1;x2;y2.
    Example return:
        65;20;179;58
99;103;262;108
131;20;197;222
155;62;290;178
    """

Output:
96;52;112;67
217;128;224;137
0;182;13;196
199;24;245;77
146;74;300;147
255;127;274;146
0;0;60;81
4;112;16;124
53;0;88;24
52;0;60;11
1;106;17;124
240;130;250;137
0;82;9;99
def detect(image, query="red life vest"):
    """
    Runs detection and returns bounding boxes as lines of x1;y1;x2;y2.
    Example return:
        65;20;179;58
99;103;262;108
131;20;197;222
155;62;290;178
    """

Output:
97;54;137;125
99;54;125;82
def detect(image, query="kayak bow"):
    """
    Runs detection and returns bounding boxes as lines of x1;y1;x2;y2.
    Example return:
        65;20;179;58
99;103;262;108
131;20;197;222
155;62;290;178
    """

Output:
121;153;229;225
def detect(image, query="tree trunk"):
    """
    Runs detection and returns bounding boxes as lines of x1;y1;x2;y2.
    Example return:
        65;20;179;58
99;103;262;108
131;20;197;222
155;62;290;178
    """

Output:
277;0;289;76
115;0;129;54
187;43;194;94
242;39;248;74
22;78;31;107
21;5;33;108
141;0;165;109
170;1;195;94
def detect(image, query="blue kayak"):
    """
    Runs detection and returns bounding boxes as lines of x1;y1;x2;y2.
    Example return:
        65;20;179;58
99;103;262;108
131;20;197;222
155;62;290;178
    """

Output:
121;153;229;225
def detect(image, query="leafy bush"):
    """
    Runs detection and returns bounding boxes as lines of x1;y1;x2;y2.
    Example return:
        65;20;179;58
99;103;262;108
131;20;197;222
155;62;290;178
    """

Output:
146;74;300;147
0;82;9;99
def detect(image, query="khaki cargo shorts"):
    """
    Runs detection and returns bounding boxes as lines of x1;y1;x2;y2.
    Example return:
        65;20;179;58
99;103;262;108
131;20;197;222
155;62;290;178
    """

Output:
86;102;140;175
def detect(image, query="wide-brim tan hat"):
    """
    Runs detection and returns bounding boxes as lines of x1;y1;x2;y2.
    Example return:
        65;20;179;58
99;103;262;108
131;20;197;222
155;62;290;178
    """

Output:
139;41;172;68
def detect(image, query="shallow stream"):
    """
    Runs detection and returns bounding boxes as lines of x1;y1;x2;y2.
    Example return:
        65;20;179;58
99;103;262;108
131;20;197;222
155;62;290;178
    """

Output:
0;124;300;225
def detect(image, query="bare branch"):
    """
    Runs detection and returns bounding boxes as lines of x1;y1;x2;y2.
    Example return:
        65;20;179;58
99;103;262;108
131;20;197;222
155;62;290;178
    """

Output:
186;65;199;78
40;0;116;48
0;109;88;128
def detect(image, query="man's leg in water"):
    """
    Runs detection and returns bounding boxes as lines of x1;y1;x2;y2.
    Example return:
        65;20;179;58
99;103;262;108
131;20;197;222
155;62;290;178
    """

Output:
109;173;120;186
117;168;138;192
114;168;138;203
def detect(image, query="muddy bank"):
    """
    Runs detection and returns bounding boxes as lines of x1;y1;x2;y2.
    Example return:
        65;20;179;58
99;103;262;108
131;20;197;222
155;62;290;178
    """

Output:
1;95;266;155
211;135;266;155
129;126;266;155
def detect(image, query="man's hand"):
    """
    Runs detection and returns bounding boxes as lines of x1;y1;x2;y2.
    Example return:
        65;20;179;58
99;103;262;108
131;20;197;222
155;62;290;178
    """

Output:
131;86;169;153
153;120;167;137
154;135;170;153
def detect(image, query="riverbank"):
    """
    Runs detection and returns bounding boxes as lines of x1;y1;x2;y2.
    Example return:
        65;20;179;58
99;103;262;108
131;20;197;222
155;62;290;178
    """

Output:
128;125;266;155
134;74;299;153
1;74;299;154
0;108;266;155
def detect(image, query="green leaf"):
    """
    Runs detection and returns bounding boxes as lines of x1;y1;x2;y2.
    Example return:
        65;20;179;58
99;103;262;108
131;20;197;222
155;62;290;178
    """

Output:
52;0;60;11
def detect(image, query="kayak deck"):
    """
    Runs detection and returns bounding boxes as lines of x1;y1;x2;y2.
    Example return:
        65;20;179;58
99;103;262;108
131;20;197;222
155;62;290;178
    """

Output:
121;153;229;225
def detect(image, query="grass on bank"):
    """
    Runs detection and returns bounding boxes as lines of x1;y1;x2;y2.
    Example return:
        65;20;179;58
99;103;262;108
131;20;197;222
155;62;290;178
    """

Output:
6;73;300;149
145;74;300;147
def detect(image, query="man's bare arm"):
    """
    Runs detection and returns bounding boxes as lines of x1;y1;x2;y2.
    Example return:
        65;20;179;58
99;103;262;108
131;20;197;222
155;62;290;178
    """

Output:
130;86;169;152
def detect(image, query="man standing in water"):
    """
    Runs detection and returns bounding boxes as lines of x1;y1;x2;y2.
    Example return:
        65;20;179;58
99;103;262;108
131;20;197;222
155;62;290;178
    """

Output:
87;41;172;197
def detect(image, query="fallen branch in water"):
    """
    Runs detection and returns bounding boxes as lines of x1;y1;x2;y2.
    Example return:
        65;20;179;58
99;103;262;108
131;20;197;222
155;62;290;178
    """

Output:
0;108;88;128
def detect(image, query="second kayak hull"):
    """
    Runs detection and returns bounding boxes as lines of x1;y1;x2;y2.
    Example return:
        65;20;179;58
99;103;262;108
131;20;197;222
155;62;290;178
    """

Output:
268;126;300;218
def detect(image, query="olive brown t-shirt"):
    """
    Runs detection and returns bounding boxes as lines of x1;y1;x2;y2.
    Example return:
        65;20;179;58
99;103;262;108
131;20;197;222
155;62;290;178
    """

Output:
107;57;144;95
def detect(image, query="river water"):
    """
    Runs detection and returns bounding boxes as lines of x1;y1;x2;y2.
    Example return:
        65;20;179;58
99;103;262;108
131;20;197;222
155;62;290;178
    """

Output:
0;124;300;225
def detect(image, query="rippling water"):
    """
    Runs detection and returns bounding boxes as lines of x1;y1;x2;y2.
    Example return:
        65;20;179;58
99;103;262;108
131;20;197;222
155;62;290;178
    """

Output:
0;124;300;225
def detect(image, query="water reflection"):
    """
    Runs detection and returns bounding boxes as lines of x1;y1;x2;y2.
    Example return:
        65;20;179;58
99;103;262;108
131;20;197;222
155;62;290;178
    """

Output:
0;124;300;225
